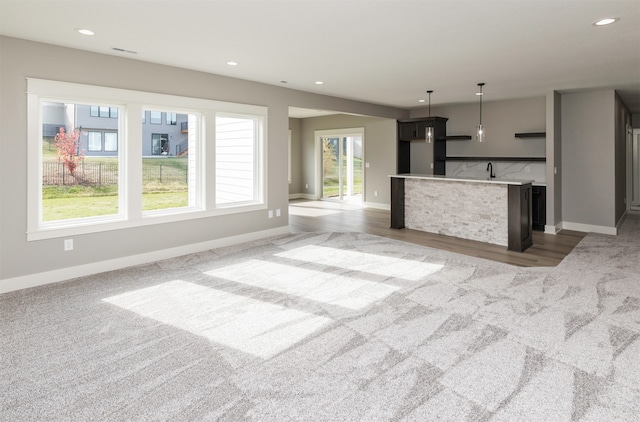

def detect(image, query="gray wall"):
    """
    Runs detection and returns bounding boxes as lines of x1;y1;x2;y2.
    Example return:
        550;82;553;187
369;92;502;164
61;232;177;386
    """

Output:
297;114;397;206
411;97;546;159
561;90;616;228
288;118;302;195
0;36;405;282
546;91;562;229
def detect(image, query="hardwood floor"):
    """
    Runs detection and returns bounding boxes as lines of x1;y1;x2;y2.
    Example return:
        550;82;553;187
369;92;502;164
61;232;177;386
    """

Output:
288;199;586;267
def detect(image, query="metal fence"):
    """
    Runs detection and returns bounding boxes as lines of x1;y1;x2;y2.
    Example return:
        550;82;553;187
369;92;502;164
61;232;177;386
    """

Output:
43;161;187;186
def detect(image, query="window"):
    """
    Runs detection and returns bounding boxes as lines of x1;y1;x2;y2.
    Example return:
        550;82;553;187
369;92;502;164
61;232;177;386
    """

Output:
36;101;120;223
88;131;103;151
151;133;169;155
86;131;118;153
166;112;177;125
143;111;196;212
150;111;162;124
91;105;118;118
216;115;263;205
27;78;266;241
104;132;118;152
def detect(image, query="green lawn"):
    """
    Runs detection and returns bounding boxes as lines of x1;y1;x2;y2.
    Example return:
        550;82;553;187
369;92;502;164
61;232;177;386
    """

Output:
42;192;189;221
42;145;190;220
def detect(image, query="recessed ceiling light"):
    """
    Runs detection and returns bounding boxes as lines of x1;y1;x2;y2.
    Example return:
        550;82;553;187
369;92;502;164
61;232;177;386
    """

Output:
76;28;95;36
280;81;288;84
418;99;426;103
593;18;619;26
227;61;238;66
315;81;324;85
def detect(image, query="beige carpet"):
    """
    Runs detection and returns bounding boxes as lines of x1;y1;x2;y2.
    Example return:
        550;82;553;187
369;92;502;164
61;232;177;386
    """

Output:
2;214;639;421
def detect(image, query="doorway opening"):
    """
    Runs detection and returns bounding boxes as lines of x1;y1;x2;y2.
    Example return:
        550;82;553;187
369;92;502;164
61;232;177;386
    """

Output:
316;128;364;202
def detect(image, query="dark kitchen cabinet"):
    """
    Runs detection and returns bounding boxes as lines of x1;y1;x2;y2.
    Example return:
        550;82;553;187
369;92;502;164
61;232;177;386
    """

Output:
390;177;405;229
508;183;533;252
532;185;546;231
397;117;448;175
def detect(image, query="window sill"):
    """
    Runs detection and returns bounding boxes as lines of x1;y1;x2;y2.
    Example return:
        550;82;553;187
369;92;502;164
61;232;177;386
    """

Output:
27;203;267;241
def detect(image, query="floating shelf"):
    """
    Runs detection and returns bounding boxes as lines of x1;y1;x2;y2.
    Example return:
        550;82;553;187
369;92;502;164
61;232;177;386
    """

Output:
444;135;472;140
515;132;546;138
446;156;546;162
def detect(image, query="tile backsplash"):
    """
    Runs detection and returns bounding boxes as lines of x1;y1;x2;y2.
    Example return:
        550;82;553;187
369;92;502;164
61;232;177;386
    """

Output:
446;160;546;184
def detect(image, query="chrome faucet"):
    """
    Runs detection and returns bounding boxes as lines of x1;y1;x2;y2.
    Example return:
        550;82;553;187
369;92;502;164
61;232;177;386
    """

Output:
487;162;496;178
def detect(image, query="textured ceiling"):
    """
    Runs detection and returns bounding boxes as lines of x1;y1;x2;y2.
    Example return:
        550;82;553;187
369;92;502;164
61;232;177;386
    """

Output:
1;0;639;114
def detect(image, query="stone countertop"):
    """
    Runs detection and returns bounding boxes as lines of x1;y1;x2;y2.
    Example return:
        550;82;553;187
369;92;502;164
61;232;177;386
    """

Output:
389;174;534;186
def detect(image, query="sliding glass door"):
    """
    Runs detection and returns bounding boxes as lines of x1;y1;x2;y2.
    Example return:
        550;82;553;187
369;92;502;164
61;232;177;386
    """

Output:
320;132;363;201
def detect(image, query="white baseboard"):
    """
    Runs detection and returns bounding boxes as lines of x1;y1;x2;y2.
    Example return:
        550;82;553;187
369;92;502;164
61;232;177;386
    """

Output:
544;223;562;234
0;226;291;295
289;193;316;200
363;201;390;211
561;221;617;235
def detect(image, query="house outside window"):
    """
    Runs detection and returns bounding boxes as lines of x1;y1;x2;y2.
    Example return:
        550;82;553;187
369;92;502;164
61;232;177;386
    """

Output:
86;131;118;152
104;132;118;151
150;111;162;124
151;133;169;155
87;131;102;151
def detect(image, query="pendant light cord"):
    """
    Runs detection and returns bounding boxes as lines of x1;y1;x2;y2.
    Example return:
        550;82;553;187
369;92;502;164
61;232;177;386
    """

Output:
478;83;484;124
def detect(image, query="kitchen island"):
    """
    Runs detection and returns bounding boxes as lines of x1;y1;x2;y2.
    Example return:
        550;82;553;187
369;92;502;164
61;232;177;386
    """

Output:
390;174;533;252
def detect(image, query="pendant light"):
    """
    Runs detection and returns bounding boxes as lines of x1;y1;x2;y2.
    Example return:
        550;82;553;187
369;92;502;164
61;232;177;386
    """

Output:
426;90;434;143
476;83;485;143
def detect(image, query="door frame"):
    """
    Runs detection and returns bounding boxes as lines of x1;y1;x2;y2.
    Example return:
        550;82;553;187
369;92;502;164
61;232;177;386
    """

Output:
628;126;640;211
314;127;365;201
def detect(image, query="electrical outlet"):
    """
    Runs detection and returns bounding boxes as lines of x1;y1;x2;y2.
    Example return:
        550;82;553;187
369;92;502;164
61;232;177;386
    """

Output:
64;239;73;251
276;208;281;217
305;183;309;189
268;210;273;218
525;166;530;173
430;163;434;169
365;162;370;168
374;190;378;197
554;167;558;174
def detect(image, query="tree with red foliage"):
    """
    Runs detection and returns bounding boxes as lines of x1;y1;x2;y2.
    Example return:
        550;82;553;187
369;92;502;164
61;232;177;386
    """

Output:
53;127;84;177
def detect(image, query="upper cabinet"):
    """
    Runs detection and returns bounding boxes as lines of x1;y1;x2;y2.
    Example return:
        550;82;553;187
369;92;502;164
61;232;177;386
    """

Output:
397;117;448;175
398;117;448;142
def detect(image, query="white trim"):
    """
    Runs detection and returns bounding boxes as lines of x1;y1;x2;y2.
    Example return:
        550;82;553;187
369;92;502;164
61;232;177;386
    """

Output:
289;193;316;200
561;221;617;235
27;203;268;241
288;129;292;184
1;227;290;295
544;223;562;234
314;127;365;201
27;78;267;115
363;201;390;211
